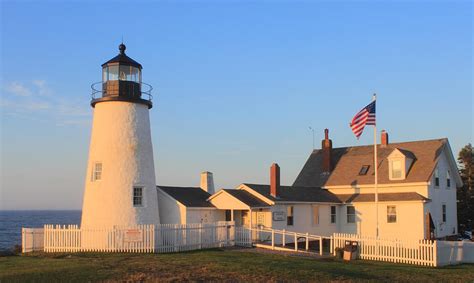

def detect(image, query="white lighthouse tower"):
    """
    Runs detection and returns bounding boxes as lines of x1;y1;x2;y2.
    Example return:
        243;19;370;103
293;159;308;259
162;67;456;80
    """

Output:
81;44;160;228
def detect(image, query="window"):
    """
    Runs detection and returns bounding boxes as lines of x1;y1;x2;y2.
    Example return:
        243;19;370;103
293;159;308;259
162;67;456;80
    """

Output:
442;204;446;223
434;168;440;187
387;206;397;223
225;210;232;222
102;66;108;82
133;187;143;207
391;160;403;179
257;212;265;226
312;206;319;225
447;171;451;188
287;206;294;226
330;206;336;224
359;165;370;175
92;162;102;181
108;65;119;81
347;206;355;223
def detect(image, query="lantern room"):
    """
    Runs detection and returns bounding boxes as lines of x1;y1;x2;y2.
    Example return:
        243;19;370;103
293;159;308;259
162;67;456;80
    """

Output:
91;43;153;108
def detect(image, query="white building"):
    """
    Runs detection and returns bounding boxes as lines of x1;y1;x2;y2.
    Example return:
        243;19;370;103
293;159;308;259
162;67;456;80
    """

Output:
159;130;461;241
293;130;462;239
81;44;160;228
157;172;224;224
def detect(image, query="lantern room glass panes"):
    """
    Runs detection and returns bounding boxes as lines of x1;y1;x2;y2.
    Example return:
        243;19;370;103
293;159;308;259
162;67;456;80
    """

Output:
102;66;108;82
108;65;119;81
119;65;140;82
102;65;140;82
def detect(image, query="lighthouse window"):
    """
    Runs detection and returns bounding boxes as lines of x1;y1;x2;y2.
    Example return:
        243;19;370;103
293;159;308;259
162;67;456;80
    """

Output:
108;65;119;81
119;65;131;81
133;187;143;207
92;162;102;181
102;66;108;82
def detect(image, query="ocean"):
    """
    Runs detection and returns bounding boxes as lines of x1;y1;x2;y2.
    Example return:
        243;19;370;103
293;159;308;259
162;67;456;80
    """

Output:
0;210;81;250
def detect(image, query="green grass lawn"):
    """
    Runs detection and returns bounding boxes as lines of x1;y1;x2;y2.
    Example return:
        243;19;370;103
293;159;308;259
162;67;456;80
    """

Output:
1;248;473;282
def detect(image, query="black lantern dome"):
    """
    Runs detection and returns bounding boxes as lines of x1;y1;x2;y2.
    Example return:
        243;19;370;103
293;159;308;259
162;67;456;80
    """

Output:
91;44;153;108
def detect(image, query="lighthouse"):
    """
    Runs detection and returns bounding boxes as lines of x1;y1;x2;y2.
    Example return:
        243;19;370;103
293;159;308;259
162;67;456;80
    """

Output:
81;44;160;228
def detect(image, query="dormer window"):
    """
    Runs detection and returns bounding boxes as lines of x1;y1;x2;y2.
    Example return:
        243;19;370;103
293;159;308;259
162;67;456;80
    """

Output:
359;165;370;175
434;168;440;187
391;160;403;179
387;148;414;181
447;170;451;188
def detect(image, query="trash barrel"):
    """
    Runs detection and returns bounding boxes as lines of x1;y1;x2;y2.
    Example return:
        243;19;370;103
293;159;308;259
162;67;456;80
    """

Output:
343;241;359;261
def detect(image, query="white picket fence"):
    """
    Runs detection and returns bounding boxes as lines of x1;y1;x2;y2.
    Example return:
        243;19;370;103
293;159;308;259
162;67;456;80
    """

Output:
155;222;234;253
333;233;437;266
44;224;156;253
24;224;473;267
41;222;234;253
22;228;44;253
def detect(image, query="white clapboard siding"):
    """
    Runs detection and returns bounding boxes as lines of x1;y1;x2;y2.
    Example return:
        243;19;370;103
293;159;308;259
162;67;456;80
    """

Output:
333;233;437;267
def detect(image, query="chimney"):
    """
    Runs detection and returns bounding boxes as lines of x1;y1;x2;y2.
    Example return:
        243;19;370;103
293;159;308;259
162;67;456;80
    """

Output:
322;129;333;172
270;163;280;198
200;171;215;194
381;130;389;147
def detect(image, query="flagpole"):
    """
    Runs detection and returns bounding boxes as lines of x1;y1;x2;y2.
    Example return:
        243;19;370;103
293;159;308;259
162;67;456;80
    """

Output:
373;94;379;238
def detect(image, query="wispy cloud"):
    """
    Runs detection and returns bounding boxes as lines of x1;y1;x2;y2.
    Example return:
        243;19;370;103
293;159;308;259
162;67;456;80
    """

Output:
32;79;53;96
1;80;91;126
5;82;32;97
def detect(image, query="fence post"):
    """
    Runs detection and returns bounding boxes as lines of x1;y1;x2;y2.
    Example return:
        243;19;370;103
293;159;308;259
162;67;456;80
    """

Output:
305;233;309;251
282;230;286;247
294;232;298;251
319;236;323;256
199;223;202;250
433;240;438;267
330;236;333;255
21;228;25;253
271;230;275;250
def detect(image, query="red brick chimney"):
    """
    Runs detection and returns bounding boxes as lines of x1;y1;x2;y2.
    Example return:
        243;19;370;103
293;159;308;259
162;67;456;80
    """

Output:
381;130;389;147
270;163;280;198
322;129;332;172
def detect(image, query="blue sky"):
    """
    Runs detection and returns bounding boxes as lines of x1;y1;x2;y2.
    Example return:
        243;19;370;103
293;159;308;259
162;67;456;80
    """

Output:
1;1;472;210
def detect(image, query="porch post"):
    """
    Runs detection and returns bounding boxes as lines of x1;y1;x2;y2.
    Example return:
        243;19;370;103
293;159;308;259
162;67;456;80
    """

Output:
249;209;253;243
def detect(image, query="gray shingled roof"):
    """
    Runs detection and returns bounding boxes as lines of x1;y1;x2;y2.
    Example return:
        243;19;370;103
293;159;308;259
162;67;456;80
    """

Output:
158;186;214;208
223;189;270;208
293;139;448;187
243;184;342;203
336;192;430;203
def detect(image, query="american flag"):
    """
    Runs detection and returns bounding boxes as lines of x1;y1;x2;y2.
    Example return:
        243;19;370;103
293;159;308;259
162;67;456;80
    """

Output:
350;100;376;138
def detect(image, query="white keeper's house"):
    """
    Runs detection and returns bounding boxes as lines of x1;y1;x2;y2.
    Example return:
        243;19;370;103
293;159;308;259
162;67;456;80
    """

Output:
158;129;461;240
81;44;461;241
